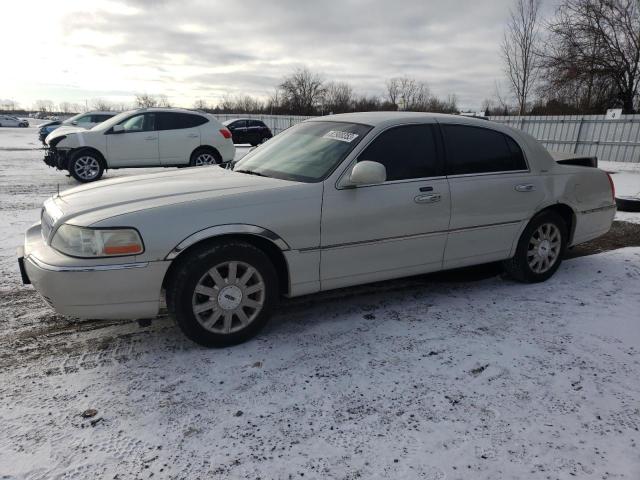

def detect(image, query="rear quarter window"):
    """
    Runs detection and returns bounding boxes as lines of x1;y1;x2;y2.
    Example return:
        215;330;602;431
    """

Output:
442;124;528;175
157;113;208;130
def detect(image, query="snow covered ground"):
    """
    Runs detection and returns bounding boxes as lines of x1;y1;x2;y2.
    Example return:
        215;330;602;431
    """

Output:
1;126;640;479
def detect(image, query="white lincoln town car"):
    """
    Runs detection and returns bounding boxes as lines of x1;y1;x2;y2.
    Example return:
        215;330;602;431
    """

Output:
18;112;616;347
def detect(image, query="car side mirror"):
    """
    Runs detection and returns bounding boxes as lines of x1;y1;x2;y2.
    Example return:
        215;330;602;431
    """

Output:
71;121;78;125
112;125;125;134
349;161;387;186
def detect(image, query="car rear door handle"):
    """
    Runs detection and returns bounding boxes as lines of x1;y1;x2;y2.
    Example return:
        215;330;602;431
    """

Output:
144;136;157;141
515;184;535;192
187;133;199;138
414;193;441;204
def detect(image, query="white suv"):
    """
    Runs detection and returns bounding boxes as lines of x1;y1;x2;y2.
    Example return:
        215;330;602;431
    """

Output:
44;108;236;182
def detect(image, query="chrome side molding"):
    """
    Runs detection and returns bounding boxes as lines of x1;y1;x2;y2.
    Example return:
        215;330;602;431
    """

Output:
166;224;290;260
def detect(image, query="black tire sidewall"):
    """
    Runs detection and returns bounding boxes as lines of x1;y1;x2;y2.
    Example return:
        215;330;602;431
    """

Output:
513;211;568;282
171;242;278;347
69;151;104;182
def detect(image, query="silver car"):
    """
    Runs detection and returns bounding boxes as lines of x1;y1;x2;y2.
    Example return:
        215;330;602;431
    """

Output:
18;112;616;347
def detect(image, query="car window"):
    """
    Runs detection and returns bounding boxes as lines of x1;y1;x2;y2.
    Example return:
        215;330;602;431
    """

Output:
249;120;265;128
75;115;92;125
92;114;112;123
442;125;527;175
120;113;155;132
357;125;441;181
157;112;208;130
233;121;372;183
230;120;247;129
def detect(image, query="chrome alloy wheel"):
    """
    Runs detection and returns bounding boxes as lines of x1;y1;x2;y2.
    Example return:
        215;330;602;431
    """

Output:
74;156;100;180
194;152;217;166
191;261;265;334
527;223;561;274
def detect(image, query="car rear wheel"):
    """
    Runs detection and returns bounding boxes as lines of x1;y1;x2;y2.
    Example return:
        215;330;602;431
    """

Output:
502;211;567;283
190;148;221;167
69;151;104;182
167;241;278;347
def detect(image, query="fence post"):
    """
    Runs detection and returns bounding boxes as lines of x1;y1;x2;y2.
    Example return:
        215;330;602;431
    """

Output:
573;116;585;154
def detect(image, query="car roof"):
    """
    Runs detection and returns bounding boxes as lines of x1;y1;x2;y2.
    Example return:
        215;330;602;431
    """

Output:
223;118;263;122
307;111;557;173
82;111;117;115
306;111;499;127
136;107;209;115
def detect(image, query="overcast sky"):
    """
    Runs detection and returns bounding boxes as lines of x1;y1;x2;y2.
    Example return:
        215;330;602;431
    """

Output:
3;0;557;110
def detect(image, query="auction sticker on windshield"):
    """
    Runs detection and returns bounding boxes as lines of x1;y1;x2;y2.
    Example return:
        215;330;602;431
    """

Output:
323;130;359;143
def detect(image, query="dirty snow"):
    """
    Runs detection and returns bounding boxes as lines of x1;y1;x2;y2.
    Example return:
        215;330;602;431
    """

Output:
1;125;640;479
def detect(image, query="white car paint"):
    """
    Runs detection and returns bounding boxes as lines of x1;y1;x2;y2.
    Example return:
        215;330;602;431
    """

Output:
0;115;28;127
44;108;235;180
21;112;615;333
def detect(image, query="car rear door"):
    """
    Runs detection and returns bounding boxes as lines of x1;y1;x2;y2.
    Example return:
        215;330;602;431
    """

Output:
441;123;545;269
157;112;205;165
320;122;451;290
247;120;266;144
228;120;248;144
106;112;159;167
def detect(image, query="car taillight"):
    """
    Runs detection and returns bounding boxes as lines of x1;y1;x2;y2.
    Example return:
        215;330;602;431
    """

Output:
606;172;615;202
220;128;232;139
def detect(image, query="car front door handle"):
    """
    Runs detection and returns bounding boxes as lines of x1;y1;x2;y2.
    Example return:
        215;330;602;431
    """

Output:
414;193;441;204
515;184;535;192
144;136;157;141
187;133;199;138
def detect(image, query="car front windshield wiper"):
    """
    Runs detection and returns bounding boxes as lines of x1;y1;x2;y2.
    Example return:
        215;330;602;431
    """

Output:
234;169;268;177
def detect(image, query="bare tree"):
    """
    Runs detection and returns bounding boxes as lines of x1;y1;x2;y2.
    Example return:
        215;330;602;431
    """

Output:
156;94;172;108
542;0;640;113
135;93;158;108
501;0;543;114
91;98;114;111
385;77;430;111
0;99;18;111
279;67;326;115
34;99;55;113
323;81;354;113
193;99;209;110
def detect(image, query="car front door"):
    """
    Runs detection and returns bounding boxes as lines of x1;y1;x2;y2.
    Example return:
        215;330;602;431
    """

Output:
320;123;451;290
106;112;159;167
441;123;545;269
157;112;205;165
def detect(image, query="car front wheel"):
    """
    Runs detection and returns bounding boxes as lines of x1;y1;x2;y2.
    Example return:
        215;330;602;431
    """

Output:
69;151;105;182
502;210;567;283
167;241;278;347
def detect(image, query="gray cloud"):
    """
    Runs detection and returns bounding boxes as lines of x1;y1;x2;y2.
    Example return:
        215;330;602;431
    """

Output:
62;0;518;108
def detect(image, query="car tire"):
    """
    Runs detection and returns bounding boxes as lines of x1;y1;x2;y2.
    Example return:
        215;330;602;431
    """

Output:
167;241;279;347
502;210;568;283
615;196;640;212
68;150;105;182
190;147;221;167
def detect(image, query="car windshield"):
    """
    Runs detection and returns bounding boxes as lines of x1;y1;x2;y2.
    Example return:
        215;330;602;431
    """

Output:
232;121;371;183
90;110;136;131
62;112;86;125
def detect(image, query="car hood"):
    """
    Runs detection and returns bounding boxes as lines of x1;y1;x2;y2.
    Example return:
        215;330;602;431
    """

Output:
50;167;299;225
45;126;91;145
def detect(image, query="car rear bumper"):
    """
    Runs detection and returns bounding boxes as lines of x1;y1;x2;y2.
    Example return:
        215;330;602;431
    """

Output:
19;222;170;319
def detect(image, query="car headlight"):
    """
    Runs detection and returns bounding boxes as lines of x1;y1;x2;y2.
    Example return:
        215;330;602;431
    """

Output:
51;224;144;257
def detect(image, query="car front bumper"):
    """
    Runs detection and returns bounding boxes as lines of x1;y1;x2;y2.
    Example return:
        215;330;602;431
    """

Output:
43;148;69;170
18;222;171;319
